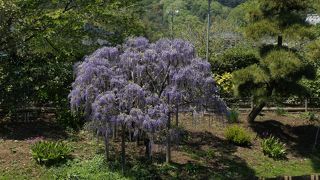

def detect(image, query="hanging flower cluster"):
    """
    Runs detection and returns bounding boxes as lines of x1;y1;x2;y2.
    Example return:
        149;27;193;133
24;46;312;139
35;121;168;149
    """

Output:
69;36;227;141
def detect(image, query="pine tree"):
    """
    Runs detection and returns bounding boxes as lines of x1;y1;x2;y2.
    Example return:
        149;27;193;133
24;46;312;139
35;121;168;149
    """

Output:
233;0;317;122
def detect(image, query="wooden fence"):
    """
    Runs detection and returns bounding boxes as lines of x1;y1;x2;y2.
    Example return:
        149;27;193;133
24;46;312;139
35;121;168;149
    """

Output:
0;107;56;123
2;96;320;123
225;97;320;112
257;174;320;180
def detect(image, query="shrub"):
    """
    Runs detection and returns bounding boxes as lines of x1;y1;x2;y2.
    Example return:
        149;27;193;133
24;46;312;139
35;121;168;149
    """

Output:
261;136;286;160
275;107;287;116
204;149;216;159
215;72;233;96
227;108;240;123
31;141;72;166
212;46;259;74
56;107;84;131
300;112;318;121
225;125;251;146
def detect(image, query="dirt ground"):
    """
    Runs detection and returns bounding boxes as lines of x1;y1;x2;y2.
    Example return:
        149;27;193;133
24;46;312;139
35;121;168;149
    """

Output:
0;112;319;179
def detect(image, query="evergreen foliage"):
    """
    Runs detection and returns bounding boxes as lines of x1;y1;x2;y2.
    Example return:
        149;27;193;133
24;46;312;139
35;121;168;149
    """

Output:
212;45;260;74
233;50;315;122
232;0;318;122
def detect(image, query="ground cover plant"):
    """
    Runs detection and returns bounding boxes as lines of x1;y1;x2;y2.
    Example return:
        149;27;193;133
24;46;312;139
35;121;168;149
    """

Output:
227;108;240;123
30;141;73;166
261;136;287;160
275;107;287;116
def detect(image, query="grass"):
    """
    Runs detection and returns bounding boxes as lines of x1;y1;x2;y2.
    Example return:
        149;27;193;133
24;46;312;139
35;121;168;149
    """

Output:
1;112;320;179
45;155;126;180
243;150;320;177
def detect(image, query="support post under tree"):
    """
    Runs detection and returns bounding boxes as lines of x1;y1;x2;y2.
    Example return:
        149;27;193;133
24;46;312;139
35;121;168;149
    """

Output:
121;124;126;174
175;102;179;126
166;76;172;163
166;111;171;163
104;131;110;160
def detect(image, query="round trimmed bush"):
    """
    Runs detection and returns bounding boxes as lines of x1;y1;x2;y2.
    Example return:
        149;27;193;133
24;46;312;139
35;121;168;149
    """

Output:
225;125;251;146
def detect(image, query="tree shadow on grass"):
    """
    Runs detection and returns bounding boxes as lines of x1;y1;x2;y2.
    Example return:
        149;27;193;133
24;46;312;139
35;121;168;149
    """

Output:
250;119;320;172
0;121;68;140
173;131;256;179
100;130;256;179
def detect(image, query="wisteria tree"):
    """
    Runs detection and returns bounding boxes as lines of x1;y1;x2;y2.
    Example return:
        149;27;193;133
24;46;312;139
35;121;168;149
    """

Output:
69;37;227;172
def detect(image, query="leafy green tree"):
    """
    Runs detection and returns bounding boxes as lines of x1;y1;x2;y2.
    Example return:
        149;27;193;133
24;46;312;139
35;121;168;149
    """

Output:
147;0;230;57
300;39;320;98
232;0;317;122
0;0;144;126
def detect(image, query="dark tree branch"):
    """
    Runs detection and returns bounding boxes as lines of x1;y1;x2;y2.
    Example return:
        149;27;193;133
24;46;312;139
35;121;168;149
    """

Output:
63;0;76;13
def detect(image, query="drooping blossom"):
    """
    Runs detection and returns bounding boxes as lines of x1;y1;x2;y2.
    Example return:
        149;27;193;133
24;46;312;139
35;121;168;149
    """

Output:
69;37;227;140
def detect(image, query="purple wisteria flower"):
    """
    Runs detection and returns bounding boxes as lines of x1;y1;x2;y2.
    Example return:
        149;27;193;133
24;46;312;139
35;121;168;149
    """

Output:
69;37;227;141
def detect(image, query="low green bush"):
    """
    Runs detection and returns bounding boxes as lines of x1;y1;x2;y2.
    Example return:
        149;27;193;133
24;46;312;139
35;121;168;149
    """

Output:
225;125;251;146
31;141;72;166
300;112;318;121
204;149;216;159
56;107;84;131
227;108;240;123
275;107;287;116
261;136;286;160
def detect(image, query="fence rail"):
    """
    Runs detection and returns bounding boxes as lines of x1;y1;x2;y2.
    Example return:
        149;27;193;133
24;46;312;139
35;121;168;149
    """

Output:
224;97;320;112
0;107;56;123
2;96;320;123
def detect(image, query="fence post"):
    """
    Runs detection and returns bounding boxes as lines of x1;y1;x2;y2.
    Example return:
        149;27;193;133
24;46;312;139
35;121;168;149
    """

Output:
305;98;308;112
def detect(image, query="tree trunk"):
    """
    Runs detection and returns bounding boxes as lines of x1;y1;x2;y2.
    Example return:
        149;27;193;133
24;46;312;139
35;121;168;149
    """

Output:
113;122;117;140
166;112;171;163
175;104;179;126
313;126;320;151
136;129;141;146
121;124;126;174
247;102;266;123
144;136;152;160
277;35;283;47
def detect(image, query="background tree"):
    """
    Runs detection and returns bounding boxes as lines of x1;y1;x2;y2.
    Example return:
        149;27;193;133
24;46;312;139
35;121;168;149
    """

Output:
244;0;317;47
232;0;318;122
0;0;144;128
